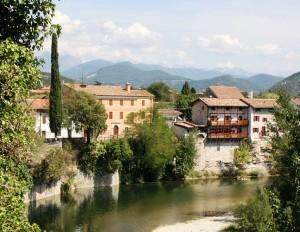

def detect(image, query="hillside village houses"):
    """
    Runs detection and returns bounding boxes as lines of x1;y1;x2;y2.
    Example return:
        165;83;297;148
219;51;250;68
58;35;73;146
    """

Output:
28;82;154;140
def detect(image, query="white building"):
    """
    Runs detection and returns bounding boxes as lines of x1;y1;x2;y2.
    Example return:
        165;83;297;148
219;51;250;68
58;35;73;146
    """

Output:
27;99;83;139
241;98;277;141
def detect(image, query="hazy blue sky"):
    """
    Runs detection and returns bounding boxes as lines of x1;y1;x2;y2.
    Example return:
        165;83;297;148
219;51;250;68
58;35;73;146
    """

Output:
42;0;300;75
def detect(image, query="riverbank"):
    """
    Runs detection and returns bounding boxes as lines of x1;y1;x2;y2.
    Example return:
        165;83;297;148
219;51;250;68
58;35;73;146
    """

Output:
153;215;234;232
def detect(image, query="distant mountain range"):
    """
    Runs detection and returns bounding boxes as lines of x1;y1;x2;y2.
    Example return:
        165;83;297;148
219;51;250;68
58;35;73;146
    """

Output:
59;60;283;93
270;72;300;96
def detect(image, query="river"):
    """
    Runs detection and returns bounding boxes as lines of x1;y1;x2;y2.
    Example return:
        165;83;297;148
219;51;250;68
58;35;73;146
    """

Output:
28;178;270;232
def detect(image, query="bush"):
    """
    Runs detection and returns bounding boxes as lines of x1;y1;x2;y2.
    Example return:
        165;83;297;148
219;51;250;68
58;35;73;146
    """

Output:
232;190;277;232
79;138;133;176
234;140;250;168
34;148;66;184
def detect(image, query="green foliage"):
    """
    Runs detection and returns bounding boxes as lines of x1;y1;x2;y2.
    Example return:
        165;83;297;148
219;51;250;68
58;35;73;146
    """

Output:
147;81;173;102
233;190;277;232
233;140;250;168
165;133;197;180
0;39;41;162
190;87;197;94
127;112;177;181
256;91;279;99
79;138;133;176
181;81;191;95
0;156;40;231
49;32;62;137
175;94;197;121
0;0;55;50
63;90;107;143
34;148;65;184
231;91;300;231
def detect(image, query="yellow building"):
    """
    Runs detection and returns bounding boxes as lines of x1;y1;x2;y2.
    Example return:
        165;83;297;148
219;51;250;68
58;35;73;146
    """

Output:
68;82;153;139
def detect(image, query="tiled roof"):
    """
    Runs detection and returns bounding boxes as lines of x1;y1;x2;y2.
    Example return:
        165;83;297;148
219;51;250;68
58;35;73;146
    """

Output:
241;98;277;109
66;83;153;98
158;109;182;117
27;99;49;110
291;98;300;106
208;85;244;99
199;97;248;107
174;121;198;129
30;86;50;94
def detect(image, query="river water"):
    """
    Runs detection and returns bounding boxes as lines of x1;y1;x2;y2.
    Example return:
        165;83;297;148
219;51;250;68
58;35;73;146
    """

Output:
28;178;269;232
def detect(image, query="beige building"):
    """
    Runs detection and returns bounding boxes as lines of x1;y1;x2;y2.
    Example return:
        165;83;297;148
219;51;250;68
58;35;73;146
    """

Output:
241;98;277;141
68;83;153;139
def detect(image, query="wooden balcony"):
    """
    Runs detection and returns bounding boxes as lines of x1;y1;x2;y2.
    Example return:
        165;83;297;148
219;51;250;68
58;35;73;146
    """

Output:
207;132;248;139
207;119;248;126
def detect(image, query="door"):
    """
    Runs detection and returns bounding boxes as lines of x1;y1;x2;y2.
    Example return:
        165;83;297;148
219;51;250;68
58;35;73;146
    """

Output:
113;125;119;137
261;126;266;136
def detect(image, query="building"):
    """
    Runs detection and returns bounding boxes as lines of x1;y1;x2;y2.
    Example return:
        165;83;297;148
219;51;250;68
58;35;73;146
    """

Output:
27;98;83;139
241;98;277;141
205;85;245;99
67;82;153;139
192;98;249;140
158;108;182;127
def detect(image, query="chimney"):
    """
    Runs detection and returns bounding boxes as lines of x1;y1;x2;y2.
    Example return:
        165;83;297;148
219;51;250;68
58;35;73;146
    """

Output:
125;81;131;92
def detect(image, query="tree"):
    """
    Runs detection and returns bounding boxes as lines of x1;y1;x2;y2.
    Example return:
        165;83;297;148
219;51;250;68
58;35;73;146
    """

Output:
63;90;107;143
0;0;55;50
0;40;42;231
49;32;62;138
175;94;197;121
165;133;197;180
147;82;172;102
181;81;191;95
127;111;177;181
190;87;197;94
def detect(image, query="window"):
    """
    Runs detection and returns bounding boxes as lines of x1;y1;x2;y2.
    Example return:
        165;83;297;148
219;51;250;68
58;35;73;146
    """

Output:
42;131;46;137
131;100;134;106
142;100;145;106
42;115;46;124
109;112;113;119
239;107;243;111
120;112;123;119
263;118;268;122
109;99;113;106
225;107;230;111
120;100;123;106
253;128;259;133
211;107;216;111
239;115;243;120
202;106;205;110
99;99;103;104
225;116;231;121
253;116;260;122
217;146;220;151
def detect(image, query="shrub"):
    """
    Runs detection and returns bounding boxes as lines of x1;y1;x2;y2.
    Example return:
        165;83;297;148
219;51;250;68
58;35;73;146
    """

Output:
234;140;250;168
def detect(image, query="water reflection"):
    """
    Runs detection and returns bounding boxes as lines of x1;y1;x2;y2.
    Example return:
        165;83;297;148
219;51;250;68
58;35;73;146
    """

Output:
28;178;269;232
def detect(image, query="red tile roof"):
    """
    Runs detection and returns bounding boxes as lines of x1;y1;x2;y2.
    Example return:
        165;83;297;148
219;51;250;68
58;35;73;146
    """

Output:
158;109;182;117
27;99;49;110
199;97;248;107
174;121;198;129
241;98;277;109
66;83;153;98
208;85;244;99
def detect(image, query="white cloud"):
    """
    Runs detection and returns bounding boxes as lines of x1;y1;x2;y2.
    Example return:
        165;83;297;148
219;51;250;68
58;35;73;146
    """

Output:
216;61;239;69
53;10;84;34
100;21;161;48
196;34;242;52
256;43;281;55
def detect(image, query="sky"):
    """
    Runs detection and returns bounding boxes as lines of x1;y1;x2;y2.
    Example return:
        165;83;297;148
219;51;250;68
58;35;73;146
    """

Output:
41;0;300;76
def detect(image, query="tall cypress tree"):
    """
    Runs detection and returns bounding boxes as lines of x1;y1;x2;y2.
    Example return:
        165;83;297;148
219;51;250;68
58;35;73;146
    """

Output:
49;32;62;138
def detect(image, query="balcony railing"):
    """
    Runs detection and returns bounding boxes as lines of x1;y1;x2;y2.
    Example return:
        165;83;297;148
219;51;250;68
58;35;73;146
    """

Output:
207;132;248;139
207;119;248;126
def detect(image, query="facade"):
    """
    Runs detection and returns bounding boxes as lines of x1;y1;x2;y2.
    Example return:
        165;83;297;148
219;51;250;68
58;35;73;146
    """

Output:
67;83;153;139
27;99;83;139
241;98;277;141
192;98;249;139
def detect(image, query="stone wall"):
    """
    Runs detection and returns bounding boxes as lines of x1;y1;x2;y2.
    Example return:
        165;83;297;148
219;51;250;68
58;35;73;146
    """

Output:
24;170;120;203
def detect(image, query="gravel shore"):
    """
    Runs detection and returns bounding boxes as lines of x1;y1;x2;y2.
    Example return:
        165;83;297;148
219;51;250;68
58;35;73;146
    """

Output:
152;215;234;232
